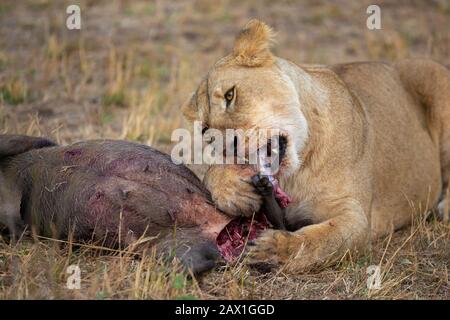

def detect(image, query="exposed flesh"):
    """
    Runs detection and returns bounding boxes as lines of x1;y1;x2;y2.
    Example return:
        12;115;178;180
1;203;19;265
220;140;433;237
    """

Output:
216;149;292;261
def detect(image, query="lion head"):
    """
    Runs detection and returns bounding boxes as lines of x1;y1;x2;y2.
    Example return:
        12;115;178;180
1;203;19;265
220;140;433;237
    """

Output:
182;20;311;177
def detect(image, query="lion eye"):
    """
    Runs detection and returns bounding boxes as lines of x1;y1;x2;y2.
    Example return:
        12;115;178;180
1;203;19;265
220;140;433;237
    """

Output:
224;87;235;107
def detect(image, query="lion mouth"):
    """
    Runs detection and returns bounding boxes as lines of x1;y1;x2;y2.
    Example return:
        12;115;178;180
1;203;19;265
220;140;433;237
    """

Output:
271;135;288;165
264;135;292;207
257;134;288;181
216;135;291;262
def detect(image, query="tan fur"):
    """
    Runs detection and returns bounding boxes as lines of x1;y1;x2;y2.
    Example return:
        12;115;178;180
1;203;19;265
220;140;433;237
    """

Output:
183;20;450;273
233;19;276;67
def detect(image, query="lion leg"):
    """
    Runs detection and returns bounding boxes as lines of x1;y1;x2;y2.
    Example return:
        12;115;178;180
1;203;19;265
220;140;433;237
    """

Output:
251;174;286;230
248;199;368;273
395;60;450;220
437;84;450;221
435;66;450;221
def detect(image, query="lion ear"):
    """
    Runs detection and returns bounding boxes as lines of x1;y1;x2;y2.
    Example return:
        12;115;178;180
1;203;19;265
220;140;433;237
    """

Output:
232;19;276;67
182;78;208;123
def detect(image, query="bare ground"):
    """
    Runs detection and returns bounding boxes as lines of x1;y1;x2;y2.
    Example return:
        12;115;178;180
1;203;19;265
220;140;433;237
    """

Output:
0;0;449;299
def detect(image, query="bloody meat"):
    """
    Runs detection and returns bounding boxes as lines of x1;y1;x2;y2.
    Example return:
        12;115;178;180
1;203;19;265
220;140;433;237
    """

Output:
216;181;291;261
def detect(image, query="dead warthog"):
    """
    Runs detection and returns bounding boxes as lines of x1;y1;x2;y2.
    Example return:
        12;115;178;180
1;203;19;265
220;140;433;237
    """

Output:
0;135;287;274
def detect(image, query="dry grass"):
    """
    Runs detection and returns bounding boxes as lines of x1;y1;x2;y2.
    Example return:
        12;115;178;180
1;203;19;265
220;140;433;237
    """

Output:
1;208;448;299
0;0;449;299
0;78;28;105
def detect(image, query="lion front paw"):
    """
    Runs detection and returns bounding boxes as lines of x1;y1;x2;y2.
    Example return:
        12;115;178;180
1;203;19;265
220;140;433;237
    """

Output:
247;228;319;273
203;164;262;217
247;229;293;266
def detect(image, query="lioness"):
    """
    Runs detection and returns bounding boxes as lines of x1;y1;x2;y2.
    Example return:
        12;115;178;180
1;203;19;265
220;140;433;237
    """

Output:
182;20;450;272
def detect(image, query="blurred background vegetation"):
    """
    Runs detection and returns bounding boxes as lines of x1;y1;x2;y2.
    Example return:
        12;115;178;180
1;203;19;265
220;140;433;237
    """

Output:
1;0;449;150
